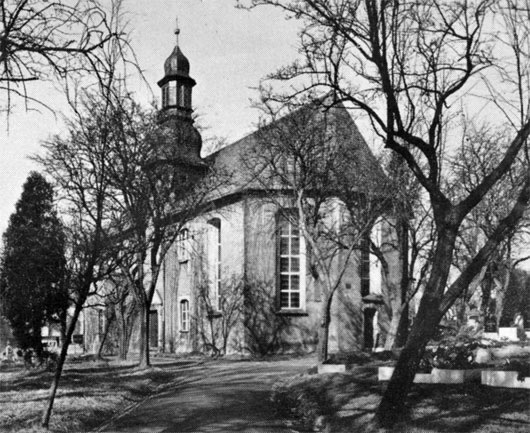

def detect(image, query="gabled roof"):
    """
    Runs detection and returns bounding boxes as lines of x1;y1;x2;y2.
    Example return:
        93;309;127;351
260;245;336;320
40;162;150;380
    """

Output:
204;100;387;203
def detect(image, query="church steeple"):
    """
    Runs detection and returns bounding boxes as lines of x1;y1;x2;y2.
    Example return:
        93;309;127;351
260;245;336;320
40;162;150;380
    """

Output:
157;20;196;121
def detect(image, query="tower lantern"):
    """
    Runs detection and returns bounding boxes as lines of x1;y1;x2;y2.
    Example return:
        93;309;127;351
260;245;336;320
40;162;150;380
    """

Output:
157;20;196;121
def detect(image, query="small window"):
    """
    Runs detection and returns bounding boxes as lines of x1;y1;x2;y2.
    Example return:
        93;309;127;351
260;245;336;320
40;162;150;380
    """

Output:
277;212;306;310
177;84;184;107
180;299;190;332
176;228;190;262
168;81;177;106
162;85;169;108
185;86;192;108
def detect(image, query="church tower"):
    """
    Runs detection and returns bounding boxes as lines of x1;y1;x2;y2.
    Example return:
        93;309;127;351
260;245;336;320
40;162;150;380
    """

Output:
156;22;204;168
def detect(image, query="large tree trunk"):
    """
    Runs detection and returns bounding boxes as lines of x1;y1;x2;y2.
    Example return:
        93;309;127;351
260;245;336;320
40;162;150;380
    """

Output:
376;304;441;426
375;230;456;427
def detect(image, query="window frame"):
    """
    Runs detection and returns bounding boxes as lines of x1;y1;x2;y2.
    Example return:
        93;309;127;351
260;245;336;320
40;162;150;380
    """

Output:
360;231;371;297
179;298;190;332
208;218;222;312
276;211;306;312
176;228;190;263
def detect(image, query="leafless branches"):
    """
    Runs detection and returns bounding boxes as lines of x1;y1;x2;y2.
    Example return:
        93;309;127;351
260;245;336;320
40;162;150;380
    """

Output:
0;0;130;117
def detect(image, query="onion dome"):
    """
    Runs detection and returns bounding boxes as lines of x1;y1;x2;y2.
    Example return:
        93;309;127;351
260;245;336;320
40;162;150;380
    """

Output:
163;45;191;79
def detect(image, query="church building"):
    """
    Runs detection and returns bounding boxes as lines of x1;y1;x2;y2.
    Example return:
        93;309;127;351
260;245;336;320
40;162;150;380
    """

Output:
143;31;401;356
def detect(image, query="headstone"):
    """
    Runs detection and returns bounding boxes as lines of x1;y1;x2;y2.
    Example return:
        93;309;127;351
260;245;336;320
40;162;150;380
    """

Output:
474;347;492;364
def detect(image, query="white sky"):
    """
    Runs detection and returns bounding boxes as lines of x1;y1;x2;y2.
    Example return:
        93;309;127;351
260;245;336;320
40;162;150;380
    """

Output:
0;0;300;235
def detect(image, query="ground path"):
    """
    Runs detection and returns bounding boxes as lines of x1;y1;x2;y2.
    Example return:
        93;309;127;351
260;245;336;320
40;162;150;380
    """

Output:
99;356;315;432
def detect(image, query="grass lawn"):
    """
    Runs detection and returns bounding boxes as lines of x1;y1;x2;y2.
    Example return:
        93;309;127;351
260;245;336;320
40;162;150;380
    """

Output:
0;355;202;432
274;365;530;432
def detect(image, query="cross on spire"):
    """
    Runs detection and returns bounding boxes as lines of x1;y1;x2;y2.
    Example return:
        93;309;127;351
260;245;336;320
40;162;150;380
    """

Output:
175;17;180;46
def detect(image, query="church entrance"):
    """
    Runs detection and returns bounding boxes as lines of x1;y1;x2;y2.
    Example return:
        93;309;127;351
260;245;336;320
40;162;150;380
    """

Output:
149;310;158;348
363;308;377;350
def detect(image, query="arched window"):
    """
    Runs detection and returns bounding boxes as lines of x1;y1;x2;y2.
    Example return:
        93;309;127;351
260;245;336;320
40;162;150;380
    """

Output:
180;299;190;332
277;212;306;310
208;218;221;311
176;228;189;262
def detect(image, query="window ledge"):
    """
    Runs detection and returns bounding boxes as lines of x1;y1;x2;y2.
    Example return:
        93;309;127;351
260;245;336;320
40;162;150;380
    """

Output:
276;309;308;317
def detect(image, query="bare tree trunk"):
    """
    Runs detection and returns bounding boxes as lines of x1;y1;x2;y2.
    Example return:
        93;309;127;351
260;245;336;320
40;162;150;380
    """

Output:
318;320;330;363
59;308;68;348
376;231;456;427
395;218;410;347
495;265;512;327
118;309;134;361
97;309;114;358
42;302;83;428
137;298;150;368
318;291;333;363
376;305;440;426
384;304;404;351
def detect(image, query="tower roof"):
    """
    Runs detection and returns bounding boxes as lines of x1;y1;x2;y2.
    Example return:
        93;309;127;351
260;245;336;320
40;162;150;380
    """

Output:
163;45;191;79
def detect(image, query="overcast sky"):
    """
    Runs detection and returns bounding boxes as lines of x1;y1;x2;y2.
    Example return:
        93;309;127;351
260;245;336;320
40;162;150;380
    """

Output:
0;0;300;235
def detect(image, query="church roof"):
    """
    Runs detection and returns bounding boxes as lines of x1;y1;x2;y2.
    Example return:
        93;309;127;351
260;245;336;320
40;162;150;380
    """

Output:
205;100;387;203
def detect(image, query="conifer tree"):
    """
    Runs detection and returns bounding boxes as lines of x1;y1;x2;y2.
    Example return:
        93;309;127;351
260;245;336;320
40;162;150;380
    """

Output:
0;172;67;358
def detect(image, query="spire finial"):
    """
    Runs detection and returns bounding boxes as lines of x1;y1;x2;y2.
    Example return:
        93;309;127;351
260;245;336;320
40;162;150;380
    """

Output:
174;17;180;46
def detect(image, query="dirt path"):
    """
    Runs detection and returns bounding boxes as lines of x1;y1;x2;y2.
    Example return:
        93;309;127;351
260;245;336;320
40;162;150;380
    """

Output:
99;357;315;432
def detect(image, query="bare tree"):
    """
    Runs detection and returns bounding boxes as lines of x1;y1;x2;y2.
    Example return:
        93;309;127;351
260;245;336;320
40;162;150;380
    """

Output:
375;153;434;350
241;0;530;426
0;0;126;116
106;273;137;360
35;90;118;428
196;274;245;357
99;100;228;369
450;123;530;326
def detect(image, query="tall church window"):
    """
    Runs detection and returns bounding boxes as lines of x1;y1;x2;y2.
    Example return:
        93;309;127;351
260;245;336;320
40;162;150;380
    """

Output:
208;218;222;311
360;232;370;297
277;212;306;310
176;228;190;262
180;299;190;332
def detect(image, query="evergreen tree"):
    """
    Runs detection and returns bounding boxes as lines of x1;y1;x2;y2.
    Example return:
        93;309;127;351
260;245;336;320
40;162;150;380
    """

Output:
0;172;67;357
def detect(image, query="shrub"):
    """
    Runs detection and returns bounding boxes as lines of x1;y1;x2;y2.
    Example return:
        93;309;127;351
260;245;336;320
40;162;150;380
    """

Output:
421;336;481;370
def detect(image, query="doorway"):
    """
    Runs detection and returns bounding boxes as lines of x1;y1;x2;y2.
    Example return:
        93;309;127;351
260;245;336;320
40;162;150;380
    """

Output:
149;310;158;348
